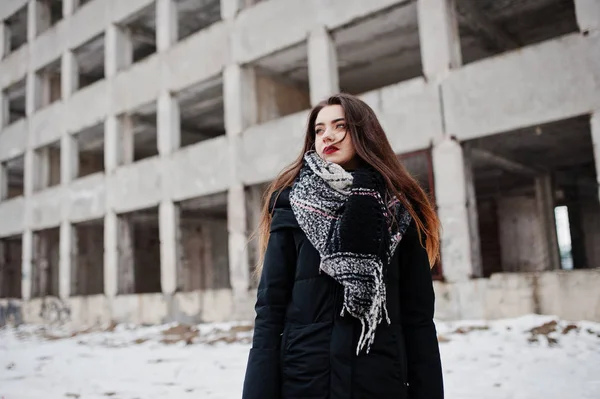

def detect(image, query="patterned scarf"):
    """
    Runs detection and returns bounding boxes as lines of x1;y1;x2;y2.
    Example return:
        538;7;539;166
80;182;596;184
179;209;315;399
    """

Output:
290;151;412;354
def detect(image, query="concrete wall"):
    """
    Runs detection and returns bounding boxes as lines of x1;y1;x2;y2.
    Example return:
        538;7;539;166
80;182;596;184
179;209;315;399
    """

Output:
497;195;547;273
2;269;599;328
434;269;600;322
180;218;230;291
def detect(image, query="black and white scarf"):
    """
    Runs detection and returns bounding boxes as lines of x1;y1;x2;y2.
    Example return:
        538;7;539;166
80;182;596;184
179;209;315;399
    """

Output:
290;151;412;354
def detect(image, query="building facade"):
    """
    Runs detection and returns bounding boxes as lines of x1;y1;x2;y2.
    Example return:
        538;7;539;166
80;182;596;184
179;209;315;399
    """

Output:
0;0;599;327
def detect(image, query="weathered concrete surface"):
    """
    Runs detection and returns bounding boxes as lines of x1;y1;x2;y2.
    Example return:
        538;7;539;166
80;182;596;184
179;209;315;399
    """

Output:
537;269;600;321
434;270;600;322
0;119;27;162
0;197;25;237
5;269;600;328
442;33;600;140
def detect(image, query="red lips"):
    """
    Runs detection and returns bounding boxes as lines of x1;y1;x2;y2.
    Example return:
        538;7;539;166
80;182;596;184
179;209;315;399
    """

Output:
323;145;339;155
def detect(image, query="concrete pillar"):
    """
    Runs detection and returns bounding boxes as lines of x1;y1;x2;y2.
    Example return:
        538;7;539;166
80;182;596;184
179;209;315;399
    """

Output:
0;91;8;128
117;215;135;294
105;212;135;295
417;0;462;82
223;62;259;315
432;137;481;282
157;93;180;155
228;184;249;295
59;221;74;298
221;0;242;20
21;230;33;300
159;201;180;294
0;22;9;59
63;0;80;17
156;0;178;52
34;147;49;192
105;24;133;77
61;133;78;183
308;26;339;106
26;72;42;115
575;0;600;33
0;162;7;200
104;114;133;173
223;64;258;135
23;149;35;196
535;175;560;271
463;144;482;278
103;212;118;296
27;0;51;42
61;51;79;98
592;112;600;202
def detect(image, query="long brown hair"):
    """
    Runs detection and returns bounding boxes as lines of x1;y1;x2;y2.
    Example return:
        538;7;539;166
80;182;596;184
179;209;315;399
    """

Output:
254;93;440;275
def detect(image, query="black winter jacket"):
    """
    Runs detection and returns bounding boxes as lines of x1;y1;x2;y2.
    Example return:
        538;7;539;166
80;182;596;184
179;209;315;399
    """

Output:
242;188;444;399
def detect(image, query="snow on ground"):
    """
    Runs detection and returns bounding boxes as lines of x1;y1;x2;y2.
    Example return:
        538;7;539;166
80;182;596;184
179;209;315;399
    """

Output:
1;315;599;399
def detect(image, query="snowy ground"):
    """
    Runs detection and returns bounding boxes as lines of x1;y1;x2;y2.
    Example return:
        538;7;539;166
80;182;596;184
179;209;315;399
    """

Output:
1;315;599;399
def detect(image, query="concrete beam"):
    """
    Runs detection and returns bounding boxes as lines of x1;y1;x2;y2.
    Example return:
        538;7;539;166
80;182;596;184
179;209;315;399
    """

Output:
156;0;178;52
159;200;180;295
417;0;462;82
0;198;25;237
442;33;600;140
470;147;540;177
0;0;29;22
456;0;520;52
128;25;156;46
232;0;404;64
575;0;600;33
0;120;27;163
164;135;232;202
308;26;339;106
106;157;163;214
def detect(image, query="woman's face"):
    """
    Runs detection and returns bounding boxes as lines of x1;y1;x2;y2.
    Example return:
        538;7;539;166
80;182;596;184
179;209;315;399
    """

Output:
314;105;358;170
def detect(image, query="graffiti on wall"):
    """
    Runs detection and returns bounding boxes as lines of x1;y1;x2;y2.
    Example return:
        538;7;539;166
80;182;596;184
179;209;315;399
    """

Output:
39;296;71;325
0;301;23;326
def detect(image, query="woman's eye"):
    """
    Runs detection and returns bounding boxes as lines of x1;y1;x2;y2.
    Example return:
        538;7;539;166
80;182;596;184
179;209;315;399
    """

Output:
315;129;324;135
336;124;346;130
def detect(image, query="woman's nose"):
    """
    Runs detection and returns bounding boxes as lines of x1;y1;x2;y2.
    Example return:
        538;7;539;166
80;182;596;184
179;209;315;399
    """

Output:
322;128;334;141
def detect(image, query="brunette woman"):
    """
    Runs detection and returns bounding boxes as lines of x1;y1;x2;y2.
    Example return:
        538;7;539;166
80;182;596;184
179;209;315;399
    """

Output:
242;93;444;399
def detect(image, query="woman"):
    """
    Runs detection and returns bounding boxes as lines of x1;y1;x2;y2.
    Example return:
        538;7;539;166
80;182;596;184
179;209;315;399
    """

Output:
242;93;444;399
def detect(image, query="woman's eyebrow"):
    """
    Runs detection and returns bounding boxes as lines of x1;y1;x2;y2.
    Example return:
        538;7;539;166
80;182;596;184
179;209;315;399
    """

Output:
315;118;345;127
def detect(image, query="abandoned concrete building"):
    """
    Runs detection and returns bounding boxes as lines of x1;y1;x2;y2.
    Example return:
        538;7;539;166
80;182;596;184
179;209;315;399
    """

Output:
0;0;599;327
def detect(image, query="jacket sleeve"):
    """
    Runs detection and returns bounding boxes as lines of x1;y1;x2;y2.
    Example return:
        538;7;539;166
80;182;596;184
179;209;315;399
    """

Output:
242;210;296;399
398;222;444;399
